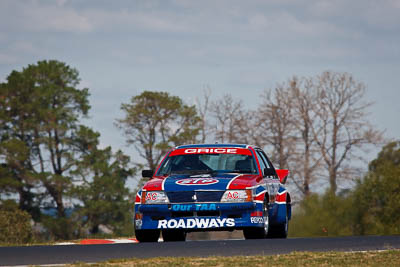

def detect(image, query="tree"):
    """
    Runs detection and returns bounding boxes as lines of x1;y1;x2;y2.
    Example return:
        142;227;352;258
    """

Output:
256;85;296;169
71;133;135;236
116;91;200;170
352;141;400;235
0;60;90;220
246;72;381;197
195;87;212;143
289;191;354;237
210;94;246;143
287;77;322;197
311;71;383;194
252;79;321;198
1;60;134;240
0;73;42;219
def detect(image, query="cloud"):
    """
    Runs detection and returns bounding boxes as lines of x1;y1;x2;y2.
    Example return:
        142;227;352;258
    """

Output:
82;9;190;33
24;4;93;33
0;0;93;33
2;0;399;37
362;1;400;31
307;0;400;32
56;0;69;7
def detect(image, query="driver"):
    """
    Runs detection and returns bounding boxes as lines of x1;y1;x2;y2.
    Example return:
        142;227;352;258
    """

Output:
177;155;209;171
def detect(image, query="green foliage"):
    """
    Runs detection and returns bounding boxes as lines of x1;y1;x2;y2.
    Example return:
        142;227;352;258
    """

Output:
40;216;78;241
368;141;400;171
0;199;19;211
290;141;400;237
0;208;33;244
289;192;354;237
117;91;200;170
0;60;91;221
71;145;135;237
352;141;400;235
1;60;135;241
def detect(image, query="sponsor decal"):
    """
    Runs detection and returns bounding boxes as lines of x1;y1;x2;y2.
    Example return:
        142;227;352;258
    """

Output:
190;174;212;178
171;203;217;211
170;148;252;156
157;218;235;229
184;148;238;154
176;178;219;185
225;191;239;199
250;211;263;217
135;219;142;229
145;192;159;201
250;217;264;224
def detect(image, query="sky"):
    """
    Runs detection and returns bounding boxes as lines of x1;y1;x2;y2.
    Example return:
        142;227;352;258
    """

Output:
1;0;399;169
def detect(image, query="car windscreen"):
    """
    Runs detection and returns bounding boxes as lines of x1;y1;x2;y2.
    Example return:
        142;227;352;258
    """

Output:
156;148;258;175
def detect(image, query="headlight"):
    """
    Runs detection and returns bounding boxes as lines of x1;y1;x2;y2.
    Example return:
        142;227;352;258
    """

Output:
220;190;252;202
141;191;169;204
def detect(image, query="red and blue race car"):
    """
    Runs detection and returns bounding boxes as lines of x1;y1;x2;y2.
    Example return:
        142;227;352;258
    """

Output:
134;144;291;242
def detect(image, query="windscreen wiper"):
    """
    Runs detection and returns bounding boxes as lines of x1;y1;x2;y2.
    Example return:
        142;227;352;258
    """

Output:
170;169;217;175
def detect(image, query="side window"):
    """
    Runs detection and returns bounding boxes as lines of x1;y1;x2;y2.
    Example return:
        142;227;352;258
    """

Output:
258;152;270;168
259;151;271;168
259;150;278;179
255;151;267;174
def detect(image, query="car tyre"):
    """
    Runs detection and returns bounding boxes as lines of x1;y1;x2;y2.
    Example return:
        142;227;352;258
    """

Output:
135;229;160;242
243;200;269;239
268;212;288;238
162;229;187;242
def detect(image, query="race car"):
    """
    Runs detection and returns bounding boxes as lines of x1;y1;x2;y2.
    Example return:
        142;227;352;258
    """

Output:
134;144;291;242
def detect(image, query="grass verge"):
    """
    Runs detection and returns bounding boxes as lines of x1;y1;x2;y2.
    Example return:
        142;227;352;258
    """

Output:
68;250;400;266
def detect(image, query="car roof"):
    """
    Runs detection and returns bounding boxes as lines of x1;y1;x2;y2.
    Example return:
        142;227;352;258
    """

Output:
176;143;255;149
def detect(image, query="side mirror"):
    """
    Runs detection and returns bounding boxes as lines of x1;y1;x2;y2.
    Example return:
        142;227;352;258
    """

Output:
142;170;154;179
275;169;289;184
263;168;275;177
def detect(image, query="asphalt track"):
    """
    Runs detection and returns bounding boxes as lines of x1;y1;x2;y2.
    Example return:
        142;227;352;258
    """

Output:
1;236;400;266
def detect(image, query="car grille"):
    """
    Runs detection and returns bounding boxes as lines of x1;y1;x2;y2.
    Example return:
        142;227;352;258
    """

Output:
167;191;224;203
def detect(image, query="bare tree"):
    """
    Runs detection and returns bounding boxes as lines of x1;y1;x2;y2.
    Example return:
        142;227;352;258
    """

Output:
210;94;245;143
198;72;383;198
235;109;259;145
311;71;383;194
287;77;322;197
255;79;322;198
195;86;212;143
256;85;296;169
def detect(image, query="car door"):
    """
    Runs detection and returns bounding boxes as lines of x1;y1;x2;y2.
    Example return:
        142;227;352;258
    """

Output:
255;149;280;203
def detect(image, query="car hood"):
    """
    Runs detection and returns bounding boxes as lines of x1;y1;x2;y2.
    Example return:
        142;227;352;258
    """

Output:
143;173;259;191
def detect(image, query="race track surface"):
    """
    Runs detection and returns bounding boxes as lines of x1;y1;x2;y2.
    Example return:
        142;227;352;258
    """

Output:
1;235;400;266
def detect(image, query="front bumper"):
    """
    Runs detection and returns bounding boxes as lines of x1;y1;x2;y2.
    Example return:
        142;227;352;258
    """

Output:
135;202;269;231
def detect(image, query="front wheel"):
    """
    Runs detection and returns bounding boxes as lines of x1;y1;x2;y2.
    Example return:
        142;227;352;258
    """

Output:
268;213;288;238
243;201;269;239
135;229;160;242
